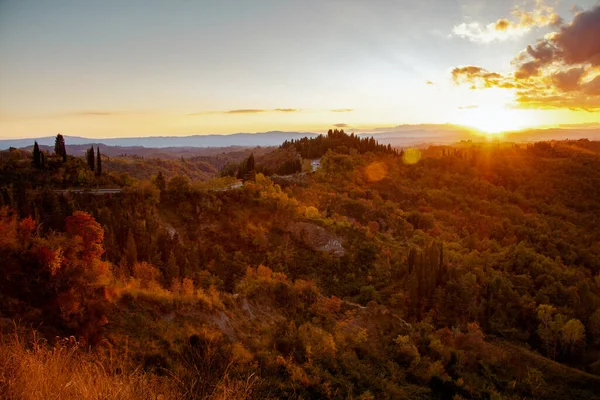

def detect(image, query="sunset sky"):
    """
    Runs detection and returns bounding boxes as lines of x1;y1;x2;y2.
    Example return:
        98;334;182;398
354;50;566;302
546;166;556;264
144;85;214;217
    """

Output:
1;0;599;138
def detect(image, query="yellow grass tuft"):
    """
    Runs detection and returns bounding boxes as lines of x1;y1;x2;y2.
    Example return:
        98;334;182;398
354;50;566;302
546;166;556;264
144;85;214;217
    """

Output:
0;330;179;400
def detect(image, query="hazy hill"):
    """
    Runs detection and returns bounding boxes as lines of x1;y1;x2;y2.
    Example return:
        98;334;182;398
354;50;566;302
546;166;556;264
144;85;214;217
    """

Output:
4;125;600;152
0;131;319;150
357;124;600;147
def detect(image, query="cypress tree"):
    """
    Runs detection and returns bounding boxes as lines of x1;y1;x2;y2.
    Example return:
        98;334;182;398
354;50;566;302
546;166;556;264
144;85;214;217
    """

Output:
96;147;102;176
87;146;95;171
33;141;41;169
54;133;67;162
245;153;256;181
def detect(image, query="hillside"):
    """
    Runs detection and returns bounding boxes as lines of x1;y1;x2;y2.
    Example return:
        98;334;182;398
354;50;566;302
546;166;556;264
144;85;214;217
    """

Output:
1;135;600;399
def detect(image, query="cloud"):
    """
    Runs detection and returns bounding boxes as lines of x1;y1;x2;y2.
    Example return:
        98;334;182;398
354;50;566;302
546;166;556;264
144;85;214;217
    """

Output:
68;111;120;117
331;109;354;113
451;66;517;89
333;123;350;128
189;108;299;116
451;5;600;111
426;80;434;85
452;0;562;43
226;109;266;114
458;105;479;110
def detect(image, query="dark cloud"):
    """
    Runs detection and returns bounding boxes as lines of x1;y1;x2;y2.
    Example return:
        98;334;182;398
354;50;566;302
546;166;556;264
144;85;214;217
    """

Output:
584;76;600;95
331;109;353;113
333;123;350;128
452;5;600;111
552;67;586;92
274;108;298;112
553;5;600;66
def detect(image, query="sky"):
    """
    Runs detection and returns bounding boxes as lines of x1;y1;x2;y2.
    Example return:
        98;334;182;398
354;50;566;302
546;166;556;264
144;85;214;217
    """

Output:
1;0;599;138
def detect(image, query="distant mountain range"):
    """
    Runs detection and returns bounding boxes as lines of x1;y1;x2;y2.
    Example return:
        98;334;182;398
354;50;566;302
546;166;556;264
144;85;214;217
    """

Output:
2;125;600;151
0;131;319;150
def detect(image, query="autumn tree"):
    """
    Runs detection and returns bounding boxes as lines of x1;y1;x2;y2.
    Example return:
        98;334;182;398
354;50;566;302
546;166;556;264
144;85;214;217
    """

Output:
536;304;567;359
165;251;179;284
65;211;105;261
561;319;585;356
124;230;138;269
590;309;600;345
167;175;191;200
154;171;166;193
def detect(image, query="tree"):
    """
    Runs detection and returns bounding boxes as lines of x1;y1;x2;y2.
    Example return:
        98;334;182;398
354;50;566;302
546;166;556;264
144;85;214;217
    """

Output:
154;171;166;193
32;141;41;169
561;319;585;355
243;153;256;181
165;251;179;284
590;309;600;345
536;304;565;359
54;133;67;162
65;211;105;262
87;146;95;172
96;147;102;176
167;175;190;199
124;230;138;269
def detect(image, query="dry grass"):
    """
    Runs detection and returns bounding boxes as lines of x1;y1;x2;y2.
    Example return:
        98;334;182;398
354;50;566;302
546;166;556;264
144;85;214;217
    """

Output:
0;330;180;400
0;328;261;400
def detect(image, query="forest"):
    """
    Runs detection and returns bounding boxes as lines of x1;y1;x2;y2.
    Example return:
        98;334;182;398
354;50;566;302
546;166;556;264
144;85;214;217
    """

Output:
1;131;600;399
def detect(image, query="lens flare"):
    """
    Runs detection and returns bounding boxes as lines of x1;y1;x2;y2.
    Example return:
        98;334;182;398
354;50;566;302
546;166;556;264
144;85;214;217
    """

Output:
365;162;388;182
402;148;422;165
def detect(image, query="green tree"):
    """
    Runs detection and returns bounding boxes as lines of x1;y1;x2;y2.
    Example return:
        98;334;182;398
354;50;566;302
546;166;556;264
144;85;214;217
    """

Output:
87;146;95;172
96;147;102;176
32;141;41;169
242;153;256;181
54;133;67;161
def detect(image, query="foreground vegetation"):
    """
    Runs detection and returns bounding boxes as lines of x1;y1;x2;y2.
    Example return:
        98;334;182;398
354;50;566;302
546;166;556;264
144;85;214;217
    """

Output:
1;132;600;399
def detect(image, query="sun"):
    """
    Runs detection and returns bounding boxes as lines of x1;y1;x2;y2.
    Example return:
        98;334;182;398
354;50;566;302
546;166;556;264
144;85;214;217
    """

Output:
452;106;538;135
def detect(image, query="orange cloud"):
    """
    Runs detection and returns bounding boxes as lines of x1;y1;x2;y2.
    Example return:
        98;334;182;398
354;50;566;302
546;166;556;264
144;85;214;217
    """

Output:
452;0;562;43
189;108;299;116
68;111;120;117
452;5;600;111
226;109;266;114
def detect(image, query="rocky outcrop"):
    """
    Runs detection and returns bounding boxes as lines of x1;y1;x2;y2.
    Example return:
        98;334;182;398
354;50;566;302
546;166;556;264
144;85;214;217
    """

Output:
287;222;345;257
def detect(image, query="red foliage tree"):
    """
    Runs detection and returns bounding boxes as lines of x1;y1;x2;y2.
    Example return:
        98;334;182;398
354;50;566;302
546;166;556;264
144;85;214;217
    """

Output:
65;211;104;262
